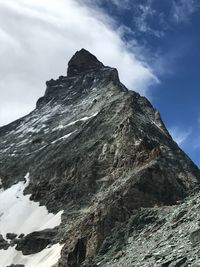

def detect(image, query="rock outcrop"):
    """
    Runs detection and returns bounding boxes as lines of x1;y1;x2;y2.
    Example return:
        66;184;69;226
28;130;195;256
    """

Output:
67;48;104;77
86;191;200;267
0;49;199;266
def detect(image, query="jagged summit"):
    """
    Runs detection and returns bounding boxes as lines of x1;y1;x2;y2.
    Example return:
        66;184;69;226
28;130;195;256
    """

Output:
36;49;119;108
67;48;104;77
0;50;200;266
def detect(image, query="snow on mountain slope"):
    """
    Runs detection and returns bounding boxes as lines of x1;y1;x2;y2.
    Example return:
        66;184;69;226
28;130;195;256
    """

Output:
0;173;63;266
0;49;200;266
0;173;63;239
0;243;63;267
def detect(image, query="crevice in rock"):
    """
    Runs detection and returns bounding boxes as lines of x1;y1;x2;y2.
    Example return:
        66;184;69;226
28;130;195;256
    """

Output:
68;238;87;267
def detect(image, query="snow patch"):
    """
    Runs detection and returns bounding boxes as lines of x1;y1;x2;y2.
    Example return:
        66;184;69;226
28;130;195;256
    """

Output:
52;124;65;131
67;112;98;127
135;139;142;146
0;173;63;240
0;243;63;267
52;112;98;132
152;120;167;136
0;147;10;153
51;131;76;144
16;138;30;147
25;145;48;156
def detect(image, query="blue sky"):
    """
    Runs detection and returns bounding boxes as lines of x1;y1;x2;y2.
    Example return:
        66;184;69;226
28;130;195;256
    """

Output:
0;0;199;166
88;0;200;166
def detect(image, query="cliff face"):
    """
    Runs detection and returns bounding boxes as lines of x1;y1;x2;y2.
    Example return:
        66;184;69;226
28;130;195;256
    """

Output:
0;49;199;267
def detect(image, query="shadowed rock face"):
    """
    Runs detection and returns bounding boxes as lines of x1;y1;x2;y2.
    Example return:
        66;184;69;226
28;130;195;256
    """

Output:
67;49;104;77
0;49;199;266
0;234;9;250
14;229;58;255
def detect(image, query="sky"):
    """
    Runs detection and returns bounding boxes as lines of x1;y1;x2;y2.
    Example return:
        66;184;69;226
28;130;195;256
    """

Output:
0;0;199;166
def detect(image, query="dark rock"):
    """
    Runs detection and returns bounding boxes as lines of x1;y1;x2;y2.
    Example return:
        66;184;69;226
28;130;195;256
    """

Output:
6;233;17;240
171;209;187;223
68;238;87;267
127;209;158;232
18;234;25;239
190;229;200;246
169;257;187;267
160;259;173;266
15;229;58;255
67;48;104;77
0;234;9;250
0;49;200;266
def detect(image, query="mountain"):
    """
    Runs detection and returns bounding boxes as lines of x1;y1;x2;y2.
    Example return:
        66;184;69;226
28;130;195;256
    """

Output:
0;49;199;267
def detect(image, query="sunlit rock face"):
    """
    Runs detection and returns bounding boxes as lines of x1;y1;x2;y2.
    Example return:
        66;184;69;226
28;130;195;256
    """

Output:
0;49;199;266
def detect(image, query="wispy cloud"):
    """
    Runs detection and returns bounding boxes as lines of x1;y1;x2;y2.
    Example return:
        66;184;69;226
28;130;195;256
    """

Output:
171;0;199;24
133;0;200;38
169;126;192;145
134;1;165;38
0;0;158;126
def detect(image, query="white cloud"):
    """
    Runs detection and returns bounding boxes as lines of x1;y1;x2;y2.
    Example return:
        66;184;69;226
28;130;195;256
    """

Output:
169;126;191;145
0;0;157;126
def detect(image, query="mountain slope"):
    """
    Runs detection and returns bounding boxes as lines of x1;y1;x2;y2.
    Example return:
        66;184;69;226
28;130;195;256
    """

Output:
85;191;200;267
0;49;199;267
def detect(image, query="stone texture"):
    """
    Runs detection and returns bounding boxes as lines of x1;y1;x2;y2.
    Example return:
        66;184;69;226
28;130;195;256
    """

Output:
67;48;104;77
0;49;200;266
15;229;58;255
0;234;9;250
190;228;200;246
84;191;200;267
6;233;17;240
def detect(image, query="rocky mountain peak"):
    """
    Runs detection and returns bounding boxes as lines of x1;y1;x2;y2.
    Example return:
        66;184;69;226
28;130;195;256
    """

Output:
36;49;119;108
0;50;200;267
67;48;104;77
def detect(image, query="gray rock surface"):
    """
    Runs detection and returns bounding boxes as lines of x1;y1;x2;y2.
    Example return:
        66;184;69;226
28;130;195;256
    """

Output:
67;49;104;77
0;235;9;250
0;49;200;266
6;233;17;240
15;228;59;255
86;191;200;267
